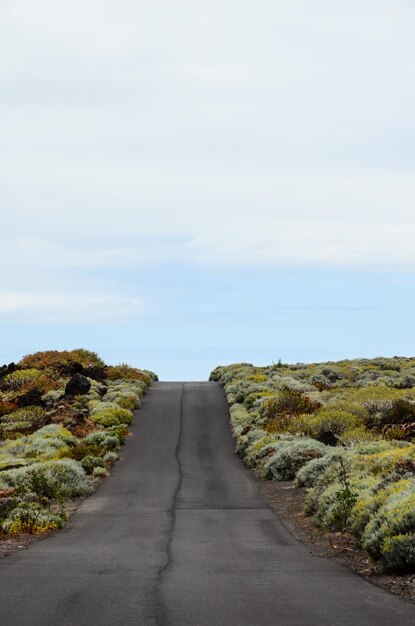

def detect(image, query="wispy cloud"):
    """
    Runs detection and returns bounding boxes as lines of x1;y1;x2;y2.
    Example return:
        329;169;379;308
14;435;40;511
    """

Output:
0;292;145;324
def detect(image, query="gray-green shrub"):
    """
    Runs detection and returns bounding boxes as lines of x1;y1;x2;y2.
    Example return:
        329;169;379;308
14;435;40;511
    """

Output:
261;439;327;481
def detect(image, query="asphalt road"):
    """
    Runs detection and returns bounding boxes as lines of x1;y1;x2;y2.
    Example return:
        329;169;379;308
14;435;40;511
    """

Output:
0;382;414;625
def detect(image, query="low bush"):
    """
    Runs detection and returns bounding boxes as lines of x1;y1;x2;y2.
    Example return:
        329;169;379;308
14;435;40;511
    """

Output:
89;401;118;414
261;438;327;481
0;406;45;436
92;466;108;478
103;451;118;464
3;369;45;389
244;433;279;468
91;407;133;427
229;404;254;437
113;393;140;411
360;479;415;568
81;455;105;475
2;460;93;498
236;428;268;457
301;408;363;437
2;501;63;534
19;349;105;371
260;388;320;422
106;364;155;385
106;424;129;445
295;449;346;488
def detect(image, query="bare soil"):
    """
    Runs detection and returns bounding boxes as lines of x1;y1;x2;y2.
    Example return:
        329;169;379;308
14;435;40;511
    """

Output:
261;478;415;603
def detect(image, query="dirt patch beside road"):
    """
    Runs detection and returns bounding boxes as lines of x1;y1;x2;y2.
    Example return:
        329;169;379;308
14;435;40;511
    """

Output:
261;478;415;604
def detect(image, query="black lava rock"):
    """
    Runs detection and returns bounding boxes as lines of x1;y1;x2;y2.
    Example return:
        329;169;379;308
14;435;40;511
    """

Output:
65;373;91;396
16;389;45;408
58;361;84;377
316;431;339;447
0;363;18;380
83;366;107;382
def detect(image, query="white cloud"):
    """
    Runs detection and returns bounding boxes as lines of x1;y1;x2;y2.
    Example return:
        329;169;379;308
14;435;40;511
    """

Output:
1;0;415;272
0;292;145;323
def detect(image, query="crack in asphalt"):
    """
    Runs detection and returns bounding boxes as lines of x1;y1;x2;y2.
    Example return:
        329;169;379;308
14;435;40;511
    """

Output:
176;506;270;510
154;383;185;625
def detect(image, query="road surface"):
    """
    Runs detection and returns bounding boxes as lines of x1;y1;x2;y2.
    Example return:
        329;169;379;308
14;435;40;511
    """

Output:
0;382;414;625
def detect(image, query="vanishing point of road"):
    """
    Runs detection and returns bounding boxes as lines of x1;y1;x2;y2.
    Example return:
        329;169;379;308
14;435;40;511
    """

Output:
0;382;414;625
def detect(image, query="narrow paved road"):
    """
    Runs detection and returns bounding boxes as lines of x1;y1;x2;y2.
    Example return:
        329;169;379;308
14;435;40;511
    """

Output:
0;382;414;625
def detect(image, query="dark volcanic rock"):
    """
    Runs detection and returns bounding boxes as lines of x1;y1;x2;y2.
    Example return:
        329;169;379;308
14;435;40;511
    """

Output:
57;362;106;382
83;366;107;382
58;361;84;377
0;363;19;380
16;389;45;408
316;431;339;447
65;374;91;396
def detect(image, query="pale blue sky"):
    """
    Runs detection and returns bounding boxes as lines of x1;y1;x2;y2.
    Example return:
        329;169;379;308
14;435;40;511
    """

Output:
1;1;414;379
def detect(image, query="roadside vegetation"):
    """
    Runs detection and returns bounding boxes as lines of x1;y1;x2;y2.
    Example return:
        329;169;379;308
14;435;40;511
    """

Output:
210;357;415;570
0;350;157;536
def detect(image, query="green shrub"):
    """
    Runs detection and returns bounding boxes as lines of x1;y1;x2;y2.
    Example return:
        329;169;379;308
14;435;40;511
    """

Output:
92;466;108;478
2;460;92;497
381;533;415;568
2;501;63;534
260;388;320;422
244;433;279;468
261;438;327;481
22;436;72;461
83;432;107;446
360;479;415;567
35;425;78;446
103;451;118;464
302;408;363;437
229;404;254;436
81;455;105;475
338;427;378;445
91;407;133;427
352;443;415;478
90;402;118;414
244;392;271;411
354;440;403;455
70;442;101;461
91;413;119;427
3;369;45;389
42;389;64;406
106;364;152;385
308;481;343;526
1;406;44;427
103;435;119;450
106;424;129;445
236;428;268;457
295;449;346;488
114;393;140;411
351;480;402;537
